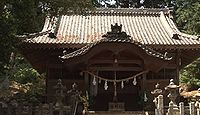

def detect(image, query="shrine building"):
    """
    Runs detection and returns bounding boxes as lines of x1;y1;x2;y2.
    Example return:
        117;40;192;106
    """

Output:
18;8;200;112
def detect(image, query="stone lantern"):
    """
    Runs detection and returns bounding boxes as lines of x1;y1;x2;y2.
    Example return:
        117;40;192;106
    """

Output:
151;83;163;97
54;79;66;107
151;83;164;114
193;88;200;107
165;79;180;106
151;83;163;107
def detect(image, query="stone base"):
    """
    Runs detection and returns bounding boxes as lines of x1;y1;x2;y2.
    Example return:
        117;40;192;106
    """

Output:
108;102;125;111
86;111;147;115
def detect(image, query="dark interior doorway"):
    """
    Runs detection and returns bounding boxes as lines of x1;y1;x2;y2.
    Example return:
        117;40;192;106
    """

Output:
90;71;143;111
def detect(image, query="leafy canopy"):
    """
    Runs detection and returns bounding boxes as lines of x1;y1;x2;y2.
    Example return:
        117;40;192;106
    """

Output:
0;0;93;102
176;0;200;90
176;0;200;35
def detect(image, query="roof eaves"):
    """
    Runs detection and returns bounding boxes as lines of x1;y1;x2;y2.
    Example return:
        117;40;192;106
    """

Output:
59;38;172;61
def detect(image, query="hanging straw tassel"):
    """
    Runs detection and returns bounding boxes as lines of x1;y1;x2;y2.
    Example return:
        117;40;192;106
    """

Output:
104;80;108;90
92;76;96;85
133;77;137;85
144;92;148;102
121;81;124;89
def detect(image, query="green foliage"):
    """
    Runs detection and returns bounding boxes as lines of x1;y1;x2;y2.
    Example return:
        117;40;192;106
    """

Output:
177;0;200;90
10;0;46;34
0;0;94;104
176;0;200;35
11;55;40;84
0;2;17;76
180;58;200;90
96;0;176;8
0;53;45;103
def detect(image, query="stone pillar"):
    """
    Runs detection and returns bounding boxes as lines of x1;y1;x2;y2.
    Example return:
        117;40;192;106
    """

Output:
168;101;174;115
59;107;64;115
158;95;164;115
198;102;200;115
179;102;184;115
7;104;12;115
38;104;42;115
190;102;195;115
49;103;53;115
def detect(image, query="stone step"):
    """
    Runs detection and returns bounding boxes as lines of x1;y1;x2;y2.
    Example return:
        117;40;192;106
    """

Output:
86;111;150;115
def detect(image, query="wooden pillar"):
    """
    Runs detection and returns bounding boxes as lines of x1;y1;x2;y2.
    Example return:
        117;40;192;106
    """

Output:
89;70;98;96
142;73;147;109
176;49;181;84
46;61;49;103
94;71;98;96
84;71;89;92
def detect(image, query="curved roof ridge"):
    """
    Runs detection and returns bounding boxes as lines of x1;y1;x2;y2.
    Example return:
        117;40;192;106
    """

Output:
168;17;198;40
16;30;50;40
95;7;171;12
17;16;60;42
179;32;199;40
85;8;171;16
160;11;199;41
159;11;175;37
62;8;171;16
59;37;172;61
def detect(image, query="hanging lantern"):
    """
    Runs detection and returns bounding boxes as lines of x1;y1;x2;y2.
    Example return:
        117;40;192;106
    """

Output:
133;77;137;85
121;81;124;89
92;77;96;85
104;80;108;90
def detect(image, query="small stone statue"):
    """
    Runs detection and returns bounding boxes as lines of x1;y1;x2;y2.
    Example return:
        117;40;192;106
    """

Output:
67;83;81;114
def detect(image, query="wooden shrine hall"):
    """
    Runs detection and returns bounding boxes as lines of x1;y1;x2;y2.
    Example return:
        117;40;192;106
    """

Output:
19;8;200;112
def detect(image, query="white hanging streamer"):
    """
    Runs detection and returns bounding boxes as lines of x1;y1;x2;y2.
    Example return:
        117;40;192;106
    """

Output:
144;93;148;102
99;79;101;84
82;70;148;83
133;77;137;85
121;81;124;89
92;76;96;85
104;80;108;90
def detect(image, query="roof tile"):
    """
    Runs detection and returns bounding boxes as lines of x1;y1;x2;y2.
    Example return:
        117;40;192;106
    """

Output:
23;8;200;48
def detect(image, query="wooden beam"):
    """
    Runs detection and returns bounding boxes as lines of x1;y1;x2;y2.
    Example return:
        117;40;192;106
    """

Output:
88;59;143;65
48;64;63;68
88;66;143;71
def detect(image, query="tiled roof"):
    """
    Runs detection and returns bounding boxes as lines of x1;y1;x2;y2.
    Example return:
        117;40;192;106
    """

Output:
24;8;200;48
59;27;172;61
